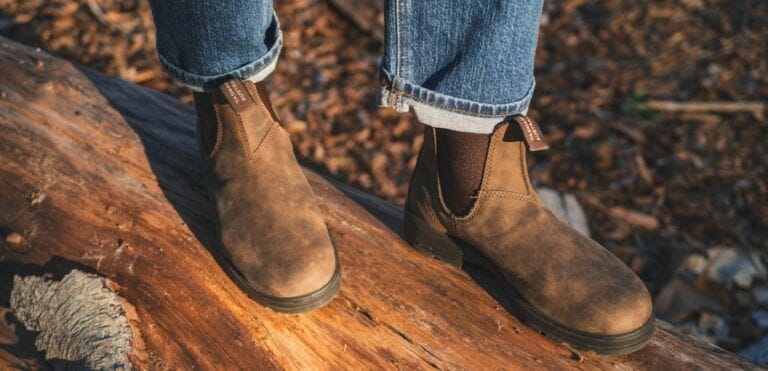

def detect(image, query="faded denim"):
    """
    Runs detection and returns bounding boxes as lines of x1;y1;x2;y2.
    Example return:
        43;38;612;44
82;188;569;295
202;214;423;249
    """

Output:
148;0;544;133
148;0;281;91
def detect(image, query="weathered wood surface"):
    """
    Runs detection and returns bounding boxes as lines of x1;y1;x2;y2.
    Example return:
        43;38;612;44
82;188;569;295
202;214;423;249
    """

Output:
0;37;758;370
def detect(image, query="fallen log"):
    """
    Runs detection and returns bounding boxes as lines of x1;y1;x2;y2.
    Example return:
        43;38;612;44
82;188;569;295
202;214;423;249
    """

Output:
0;37;758;369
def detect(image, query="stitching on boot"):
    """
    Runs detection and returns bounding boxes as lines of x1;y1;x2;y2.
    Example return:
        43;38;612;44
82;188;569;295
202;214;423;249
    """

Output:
482;191;536;202
454;128;537;228
408;127;448;233
209;103;224;157
250;122;278;163
454;192;486;224
479;128;501;193
234;108;252;159
421;191;442;228
519;142;533;197
429;126;457;222
241;81;279;158
243;82;276;127
454;128;501;222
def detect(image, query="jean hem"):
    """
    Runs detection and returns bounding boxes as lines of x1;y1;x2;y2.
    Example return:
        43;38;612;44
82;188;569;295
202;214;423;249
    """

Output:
157;14;282;92
377;68;534;134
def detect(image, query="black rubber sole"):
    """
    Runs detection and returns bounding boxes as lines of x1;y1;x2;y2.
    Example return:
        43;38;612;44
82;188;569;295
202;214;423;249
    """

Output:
404;212;654;355
219;247;342;314
202;188;340;313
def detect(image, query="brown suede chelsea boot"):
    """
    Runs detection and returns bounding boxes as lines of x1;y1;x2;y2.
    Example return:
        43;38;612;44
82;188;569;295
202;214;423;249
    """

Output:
194;79;340;313
404;117;653;354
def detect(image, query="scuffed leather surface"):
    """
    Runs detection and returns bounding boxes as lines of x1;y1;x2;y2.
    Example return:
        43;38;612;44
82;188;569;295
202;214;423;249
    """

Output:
195;82;336;298
407;123;652;335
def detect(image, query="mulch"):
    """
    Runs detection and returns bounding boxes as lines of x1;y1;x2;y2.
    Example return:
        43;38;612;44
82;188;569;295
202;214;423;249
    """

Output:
1;0;766;352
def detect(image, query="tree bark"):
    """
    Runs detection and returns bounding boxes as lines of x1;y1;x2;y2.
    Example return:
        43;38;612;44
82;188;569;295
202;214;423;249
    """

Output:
0;37;758;370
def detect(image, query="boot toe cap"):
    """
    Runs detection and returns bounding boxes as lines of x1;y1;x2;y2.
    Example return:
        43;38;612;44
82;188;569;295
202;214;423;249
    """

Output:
568;280;653;336
594;287;653;335
263;254;338;299
244;243;338;299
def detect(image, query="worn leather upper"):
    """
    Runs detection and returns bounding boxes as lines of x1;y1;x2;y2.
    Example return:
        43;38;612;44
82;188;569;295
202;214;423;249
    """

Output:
195;80;336;298
406;122;652;335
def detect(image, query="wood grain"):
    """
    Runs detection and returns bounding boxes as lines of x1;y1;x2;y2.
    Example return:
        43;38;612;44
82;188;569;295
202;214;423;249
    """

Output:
0;37;758;370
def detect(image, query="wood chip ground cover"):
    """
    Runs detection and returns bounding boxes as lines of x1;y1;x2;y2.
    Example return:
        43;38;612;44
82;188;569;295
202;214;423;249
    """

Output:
0;0;766;354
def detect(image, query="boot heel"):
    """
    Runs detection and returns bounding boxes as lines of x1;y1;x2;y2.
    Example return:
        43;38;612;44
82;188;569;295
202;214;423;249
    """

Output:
404;212;464;268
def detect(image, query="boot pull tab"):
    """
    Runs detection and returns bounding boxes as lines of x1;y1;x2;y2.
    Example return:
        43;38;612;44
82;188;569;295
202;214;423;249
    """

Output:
514;116;549;152
220;79;255;114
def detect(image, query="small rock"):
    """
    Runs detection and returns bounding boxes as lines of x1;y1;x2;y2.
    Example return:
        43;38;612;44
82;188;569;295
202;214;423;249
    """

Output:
0;17;13;33
704;247;767;289
681;254;708;275
654;278;720;323
753;311;768;330
753;285;768;305
730;315;764;346
698;312;729;339
537;188;590;237
739;336;768;365
676;320;716;345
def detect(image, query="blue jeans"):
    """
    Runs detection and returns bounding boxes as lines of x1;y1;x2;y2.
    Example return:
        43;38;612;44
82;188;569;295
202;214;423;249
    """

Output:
148;0;544;134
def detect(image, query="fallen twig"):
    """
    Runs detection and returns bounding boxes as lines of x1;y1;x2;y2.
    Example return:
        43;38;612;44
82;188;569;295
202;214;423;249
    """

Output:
580;194;660;231
86;0;108;26
648;100;765;120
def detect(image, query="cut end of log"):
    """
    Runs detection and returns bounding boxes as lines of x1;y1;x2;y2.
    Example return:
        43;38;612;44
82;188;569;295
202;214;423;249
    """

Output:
10;270;134;369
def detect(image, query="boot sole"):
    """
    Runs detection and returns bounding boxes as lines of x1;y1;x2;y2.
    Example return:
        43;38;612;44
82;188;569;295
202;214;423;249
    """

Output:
219;247;342;314
404;212;654;355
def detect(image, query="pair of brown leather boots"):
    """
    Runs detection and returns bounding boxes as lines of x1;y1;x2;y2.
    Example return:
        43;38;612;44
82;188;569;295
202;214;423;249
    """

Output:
195;79;654;355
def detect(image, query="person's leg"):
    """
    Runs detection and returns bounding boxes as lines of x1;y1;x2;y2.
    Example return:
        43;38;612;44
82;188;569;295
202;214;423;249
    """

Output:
148;0;281;91
380;1;541;133
380;1;543;215
147;1;340;312
391;1;654;354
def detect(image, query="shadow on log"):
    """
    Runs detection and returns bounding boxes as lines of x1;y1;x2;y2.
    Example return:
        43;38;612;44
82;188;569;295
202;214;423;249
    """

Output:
0;37;758;369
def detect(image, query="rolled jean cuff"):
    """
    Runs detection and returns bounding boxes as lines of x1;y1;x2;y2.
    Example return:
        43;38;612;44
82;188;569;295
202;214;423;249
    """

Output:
377;68;534;134
157;14;282;92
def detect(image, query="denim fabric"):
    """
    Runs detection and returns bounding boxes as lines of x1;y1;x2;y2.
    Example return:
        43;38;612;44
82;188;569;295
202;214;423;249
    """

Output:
148;0;281;92
149;0;543;133
379;0;544;133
